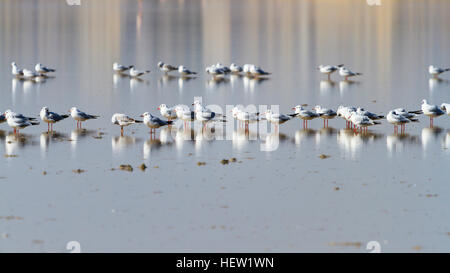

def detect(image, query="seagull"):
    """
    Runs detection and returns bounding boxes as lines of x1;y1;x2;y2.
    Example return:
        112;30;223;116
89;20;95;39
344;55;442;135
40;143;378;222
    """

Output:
40;106;69;132
339;67;362;81
421;99;445;127
242;64;254;75
356;107;384;120
111;113;142;136
230;63;243;74
387;110;410;134
4;109;37;122
192;100;224;127
178;65;197;77
140;112;173;135
264;109;291;125
250;65;271;77
129;67;150;78
215;63;231;74
113;62;133;73
349;112;380;133
392;108;419;122
428;65;450;78
205;65;226;78
157;104;177;121
174;105;195;127
69;107;99;128
11;62;24;77
313;105;337;127
291;105;319;128
441;103;450;115
4;110;39;134
317;64;344;80
231;107;260;129
337;105;357;128
22;69;38;79
157;61;177;74
35;63;55;74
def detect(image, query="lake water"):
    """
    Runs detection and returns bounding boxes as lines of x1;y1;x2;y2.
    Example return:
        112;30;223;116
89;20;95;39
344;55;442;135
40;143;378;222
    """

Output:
0;0;449;252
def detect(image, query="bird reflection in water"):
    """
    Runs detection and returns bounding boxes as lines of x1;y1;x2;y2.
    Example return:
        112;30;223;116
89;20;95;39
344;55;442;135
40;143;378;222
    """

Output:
428;77;450;95
112;135;138;154
294;128;316;147
243;76;269;93
262;132;289;152
339;80;360;97
40;131;69;156
4;132;35;156
70;129;97;150
178;76;195;91
337;128;383;159
421;126;443;151
232;128;259;151
386;133;420;154
319;80;336;96
206;77;229;89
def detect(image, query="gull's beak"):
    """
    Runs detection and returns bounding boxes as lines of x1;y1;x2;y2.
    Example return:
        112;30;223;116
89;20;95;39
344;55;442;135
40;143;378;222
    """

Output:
139;114;144;117
191;103;194;106
292;108;296;110
157;107;160;110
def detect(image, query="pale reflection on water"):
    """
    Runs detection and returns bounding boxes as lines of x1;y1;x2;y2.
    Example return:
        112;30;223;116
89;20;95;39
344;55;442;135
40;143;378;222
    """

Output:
0;0;450;252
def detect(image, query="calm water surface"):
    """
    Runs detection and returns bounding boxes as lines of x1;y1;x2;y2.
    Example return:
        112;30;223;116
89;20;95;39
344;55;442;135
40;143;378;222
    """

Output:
0;0;449;252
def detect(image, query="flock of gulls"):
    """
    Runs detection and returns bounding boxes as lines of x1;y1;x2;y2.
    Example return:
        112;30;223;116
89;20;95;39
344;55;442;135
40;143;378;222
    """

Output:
3;62;450;138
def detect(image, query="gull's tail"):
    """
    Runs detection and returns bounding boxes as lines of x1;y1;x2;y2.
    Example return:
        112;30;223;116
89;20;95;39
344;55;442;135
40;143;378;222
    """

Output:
30;121;40;125
373;121;381;125
409;110;422;115
134;120;143;123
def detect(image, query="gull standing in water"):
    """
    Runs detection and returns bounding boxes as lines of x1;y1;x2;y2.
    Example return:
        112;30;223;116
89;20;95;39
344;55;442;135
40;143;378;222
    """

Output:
349;112;380;133
205;65;226;79
69;107;99;128
35;63;56;75
393;108;419;122
313;105;337;127
291;105;319;128
337;105;357;128
264;109;290;131
113;62;133;73
230;63;243;74
250;65;271;77
157;61;177;74
356;107;384;120
317;64;344;80
11;62;24;77
231;106;260;131
141;112;173;136
339;67;362;81
428;65;450;78
4;110;39;134
387;110;410;134
421;99;444;127
129;67;150;78
40;106;69;132
22;69;38;79
111;113;142;136
157;104;177;121
215;63;231;74
174;105;195;129
178;65;197;77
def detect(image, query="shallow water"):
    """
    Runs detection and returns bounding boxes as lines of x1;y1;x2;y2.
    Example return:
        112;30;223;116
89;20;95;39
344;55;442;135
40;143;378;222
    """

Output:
0;0;450;252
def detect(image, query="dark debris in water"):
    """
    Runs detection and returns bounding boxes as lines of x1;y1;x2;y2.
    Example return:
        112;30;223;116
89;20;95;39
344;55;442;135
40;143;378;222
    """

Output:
139;164;147;171
318;154;330;159
197;162;206;166
119;165;133;172
72;169;86;174
4;154;18;158
220;159;229;165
